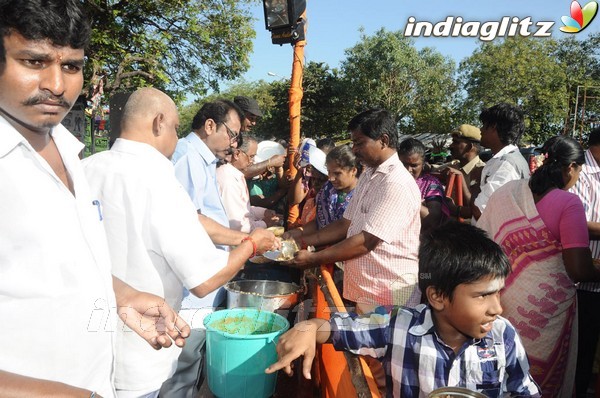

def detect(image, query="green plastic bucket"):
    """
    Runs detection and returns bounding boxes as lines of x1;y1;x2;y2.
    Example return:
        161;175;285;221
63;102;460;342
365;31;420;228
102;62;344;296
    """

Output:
203;308;290;398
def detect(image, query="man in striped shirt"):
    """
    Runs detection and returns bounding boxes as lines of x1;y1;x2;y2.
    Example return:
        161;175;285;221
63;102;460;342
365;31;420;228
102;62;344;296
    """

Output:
570;127;600;398
289;109;422;313
267;222;540;397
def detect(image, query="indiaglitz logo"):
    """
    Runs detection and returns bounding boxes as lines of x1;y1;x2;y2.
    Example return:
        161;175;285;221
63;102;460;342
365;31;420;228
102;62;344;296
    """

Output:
403;16;554;42
559;0;598;33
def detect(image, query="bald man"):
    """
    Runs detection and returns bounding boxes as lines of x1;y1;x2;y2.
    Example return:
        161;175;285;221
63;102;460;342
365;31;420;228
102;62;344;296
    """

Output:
83;88;276;398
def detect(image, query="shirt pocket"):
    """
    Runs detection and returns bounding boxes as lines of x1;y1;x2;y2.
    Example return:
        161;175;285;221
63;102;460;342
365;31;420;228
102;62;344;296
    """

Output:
466;361;505;398
476;372;501;398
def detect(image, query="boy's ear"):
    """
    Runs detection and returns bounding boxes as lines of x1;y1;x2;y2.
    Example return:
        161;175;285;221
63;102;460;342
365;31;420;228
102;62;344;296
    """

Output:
426;286;446;311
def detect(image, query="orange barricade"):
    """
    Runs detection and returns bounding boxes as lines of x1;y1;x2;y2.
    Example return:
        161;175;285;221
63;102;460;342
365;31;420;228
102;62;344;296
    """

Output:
445;173;463;222
313;265;380;398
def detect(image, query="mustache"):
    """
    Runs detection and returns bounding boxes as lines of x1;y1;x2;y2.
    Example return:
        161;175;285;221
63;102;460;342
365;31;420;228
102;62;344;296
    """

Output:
23;93;71;108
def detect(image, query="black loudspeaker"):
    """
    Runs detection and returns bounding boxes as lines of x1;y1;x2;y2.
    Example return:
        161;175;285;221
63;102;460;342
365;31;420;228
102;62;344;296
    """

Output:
108;92;132;147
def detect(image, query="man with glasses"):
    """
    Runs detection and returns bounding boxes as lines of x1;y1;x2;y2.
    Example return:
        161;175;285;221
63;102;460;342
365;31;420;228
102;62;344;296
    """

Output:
172;99;246;252
166;99;277;396
217;134;282;232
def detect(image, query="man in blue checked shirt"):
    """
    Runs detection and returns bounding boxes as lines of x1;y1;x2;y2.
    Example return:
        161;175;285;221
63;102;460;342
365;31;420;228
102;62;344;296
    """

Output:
266;222;540;397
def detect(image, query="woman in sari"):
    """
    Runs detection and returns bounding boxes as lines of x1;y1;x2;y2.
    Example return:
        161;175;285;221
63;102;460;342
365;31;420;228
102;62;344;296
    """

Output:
477;136;600;397
398;138;450;232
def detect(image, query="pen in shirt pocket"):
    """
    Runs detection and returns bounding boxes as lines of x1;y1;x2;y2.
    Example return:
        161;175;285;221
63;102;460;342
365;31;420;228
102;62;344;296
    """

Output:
92;200;103;221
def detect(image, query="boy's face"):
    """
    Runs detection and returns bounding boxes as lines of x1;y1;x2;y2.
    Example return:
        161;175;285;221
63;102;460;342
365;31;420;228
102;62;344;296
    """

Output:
434;276;504;345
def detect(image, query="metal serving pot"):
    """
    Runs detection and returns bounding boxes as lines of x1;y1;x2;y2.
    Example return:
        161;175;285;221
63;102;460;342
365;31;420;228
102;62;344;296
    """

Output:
225;280;303;312
428;387;487;398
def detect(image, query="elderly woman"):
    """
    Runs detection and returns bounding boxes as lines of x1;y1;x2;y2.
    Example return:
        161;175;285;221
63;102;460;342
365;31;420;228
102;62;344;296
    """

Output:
397;138;449;232
477;135;600;397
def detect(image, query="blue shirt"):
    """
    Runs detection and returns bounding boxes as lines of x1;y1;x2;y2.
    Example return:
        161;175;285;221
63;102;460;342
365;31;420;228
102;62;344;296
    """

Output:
172;132;230;229
172;132;229;307
329;304;540;398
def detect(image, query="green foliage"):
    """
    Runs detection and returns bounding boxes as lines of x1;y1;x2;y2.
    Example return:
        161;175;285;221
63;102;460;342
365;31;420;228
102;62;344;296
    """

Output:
179;62;354;142
83;0;257;103
459;37;568;144
259;62;355;141
177;26;599;150
554;33;600;137
178;79;277;137
340;28;457;135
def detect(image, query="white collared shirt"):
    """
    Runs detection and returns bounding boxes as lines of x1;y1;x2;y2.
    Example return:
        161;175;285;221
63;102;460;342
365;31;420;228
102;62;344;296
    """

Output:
83;139;229;392
216;163;267;232
0;116;116;397
475;144;528;212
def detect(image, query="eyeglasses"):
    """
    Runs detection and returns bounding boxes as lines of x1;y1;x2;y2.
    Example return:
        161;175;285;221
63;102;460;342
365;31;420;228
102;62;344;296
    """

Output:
238;149;255;162
222;122;239;141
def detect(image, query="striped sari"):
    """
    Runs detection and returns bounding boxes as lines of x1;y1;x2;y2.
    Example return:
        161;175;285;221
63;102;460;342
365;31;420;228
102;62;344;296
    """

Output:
477;179;577;397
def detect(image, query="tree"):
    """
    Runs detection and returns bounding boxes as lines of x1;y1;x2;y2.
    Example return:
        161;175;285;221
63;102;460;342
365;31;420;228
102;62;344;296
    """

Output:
83;0;257;103
340;28;457;135
460;37;568;144
554;33;600;137
258;62;355;141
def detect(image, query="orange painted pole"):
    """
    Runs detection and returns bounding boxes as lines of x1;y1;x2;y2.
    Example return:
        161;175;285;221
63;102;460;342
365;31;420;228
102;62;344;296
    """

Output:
286;14;306;226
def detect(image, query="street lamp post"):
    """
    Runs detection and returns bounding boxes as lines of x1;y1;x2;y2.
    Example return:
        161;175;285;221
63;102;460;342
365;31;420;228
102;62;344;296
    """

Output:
262;0;306;226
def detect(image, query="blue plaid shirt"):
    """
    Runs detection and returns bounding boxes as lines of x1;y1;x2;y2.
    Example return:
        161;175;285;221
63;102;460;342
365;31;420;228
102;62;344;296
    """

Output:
329;304;540;398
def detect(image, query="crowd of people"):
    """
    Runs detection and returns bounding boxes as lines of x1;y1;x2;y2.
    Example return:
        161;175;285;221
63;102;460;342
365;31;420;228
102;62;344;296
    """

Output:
2;1;600;398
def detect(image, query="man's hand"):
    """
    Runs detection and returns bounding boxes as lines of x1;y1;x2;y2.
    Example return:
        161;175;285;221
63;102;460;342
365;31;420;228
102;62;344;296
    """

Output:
113;277;191;350
282;228;303;242
263;210;283;227
290;249;318;268
268;154;286;168
265;319;328;379
249;228;280;254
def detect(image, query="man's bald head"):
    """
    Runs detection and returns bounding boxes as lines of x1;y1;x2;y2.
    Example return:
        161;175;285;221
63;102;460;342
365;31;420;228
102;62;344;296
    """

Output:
120;87;180;158
121;88;175;129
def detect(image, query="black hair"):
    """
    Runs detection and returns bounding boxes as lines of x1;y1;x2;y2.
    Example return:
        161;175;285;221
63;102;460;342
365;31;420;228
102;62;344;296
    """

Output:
191;99;244;130
347;108;398;147
419;222;511;300
397;138;426;159
588;127;600;147
529;135;584;195
316;137;335;153
325;144;362;178
479;103;525;146
0;0;90;63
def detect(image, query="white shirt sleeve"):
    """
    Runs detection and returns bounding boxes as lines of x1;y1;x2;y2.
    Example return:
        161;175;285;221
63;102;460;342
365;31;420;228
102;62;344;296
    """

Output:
474;159;522;212
150;177;229;290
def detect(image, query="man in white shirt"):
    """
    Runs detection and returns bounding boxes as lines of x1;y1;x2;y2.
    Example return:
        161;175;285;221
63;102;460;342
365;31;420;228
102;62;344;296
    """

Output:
217;134;282;232
84;88;277;398
472;103;529;220
0;2;189;397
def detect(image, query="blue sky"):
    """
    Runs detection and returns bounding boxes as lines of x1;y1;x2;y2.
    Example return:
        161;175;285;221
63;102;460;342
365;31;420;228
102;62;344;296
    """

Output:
236;0;599;84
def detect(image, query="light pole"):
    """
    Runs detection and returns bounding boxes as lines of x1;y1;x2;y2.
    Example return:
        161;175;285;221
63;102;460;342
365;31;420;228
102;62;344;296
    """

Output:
262;0;306;226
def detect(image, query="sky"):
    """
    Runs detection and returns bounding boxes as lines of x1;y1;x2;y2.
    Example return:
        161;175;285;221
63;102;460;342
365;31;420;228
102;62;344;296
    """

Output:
236;0;599;84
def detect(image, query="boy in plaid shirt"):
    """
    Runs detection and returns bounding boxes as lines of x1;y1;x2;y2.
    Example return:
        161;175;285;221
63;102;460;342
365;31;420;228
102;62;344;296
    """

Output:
266;222;539;397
